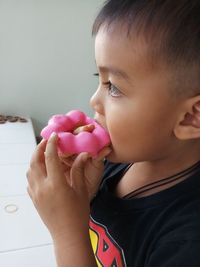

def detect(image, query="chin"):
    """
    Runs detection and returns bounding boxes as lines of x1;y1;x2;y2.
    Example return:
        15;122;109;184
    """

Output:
105;151;116;162
105;149;136;164
105;151;125;164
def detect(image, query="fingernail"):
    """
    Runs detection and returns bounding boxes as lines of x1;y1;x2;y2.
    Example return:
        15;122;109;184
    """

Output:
106;147;112;154
50;132;57;139
195;105;200;112
83;152;91;162
84;152;90;159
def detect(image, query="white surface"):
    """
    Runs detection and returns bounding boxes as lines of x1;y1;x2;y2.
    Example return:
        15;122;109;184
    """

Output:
0;245;56;267
0;195;52;252
0;143;36;165
0;118;56;266
0;164;28;196
0;119;36;144
0;119;36;165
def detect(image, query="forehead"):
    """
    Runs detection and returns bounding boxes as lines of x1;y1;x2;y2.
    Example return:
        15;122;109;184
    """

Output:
94;26;176;100
94;26;154;76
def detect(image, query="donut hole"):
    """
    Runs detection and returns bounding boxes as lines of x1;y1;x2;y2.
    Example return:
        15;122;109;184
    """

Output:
73;124;95;135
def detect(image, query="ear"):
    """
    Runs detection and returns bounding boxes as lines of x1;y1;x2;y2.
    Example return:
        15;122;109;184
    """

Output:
174;96;200;140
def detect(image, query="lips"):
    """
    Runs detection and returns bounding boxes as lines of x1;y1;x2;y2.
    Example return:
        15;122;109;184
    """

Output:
94;117;108;132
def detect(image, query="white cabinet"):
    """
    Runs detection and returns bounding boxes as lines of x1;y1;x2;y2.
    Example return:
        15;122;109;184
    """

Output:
0;164;28;196
0;195;52;252
0;246;56;267
0;118;56;267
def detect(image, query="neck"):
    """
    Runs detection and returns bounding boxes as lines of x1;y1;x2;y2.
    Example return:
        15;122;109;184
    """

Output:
116;143;200;198
132;159;198;184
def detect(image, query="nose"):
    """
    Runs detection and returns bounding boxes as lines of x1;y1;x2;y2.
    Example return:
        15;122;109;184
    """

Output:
90;86;104;115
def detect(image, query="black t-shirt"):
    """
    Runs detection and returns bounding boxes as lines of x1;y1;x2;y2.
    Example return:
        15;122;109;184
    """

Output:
89;161;200;267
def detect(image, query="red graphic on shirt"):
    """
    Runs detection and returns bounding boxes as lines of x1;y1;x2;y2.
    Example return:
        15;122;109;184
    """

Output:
89;217;126;267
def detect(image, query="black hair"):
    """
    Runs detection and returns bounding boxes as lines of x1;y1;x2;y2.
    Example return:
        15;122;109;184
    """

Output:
92;0;200;96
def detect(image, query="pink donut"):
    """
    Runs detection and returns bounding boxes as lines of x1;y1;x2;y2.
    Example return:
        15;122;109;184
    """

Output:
41;110;111;157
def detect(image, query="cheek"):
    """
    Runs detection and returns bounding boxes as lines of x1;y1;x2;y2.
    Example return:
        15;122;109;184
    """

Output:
107;105;145;141
107;113;134;148
106;107;173;162
107;121;131;162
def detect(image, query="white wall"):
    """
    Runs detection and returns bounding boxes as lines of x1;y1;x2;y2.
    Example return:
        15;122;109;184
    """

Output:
0;0;104;136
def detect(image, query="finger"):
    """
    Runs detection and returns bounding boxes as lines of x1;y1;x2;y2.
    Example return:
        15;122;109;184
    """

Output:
26;169;33;187
26;166;46;190
27;186;38;209
61;158;75;167
73;124;94;134
96;146;112;161
59;154;77;167
29;139;47;177
30;139;47;165
70;152;89;194
45;133;65;180
27;185;32;199
58;151;73;159
92;146;112;169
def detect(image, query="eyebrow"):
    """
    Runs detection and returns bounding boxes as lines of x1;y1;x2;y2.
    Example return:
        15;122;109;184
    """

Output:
97;65;131;82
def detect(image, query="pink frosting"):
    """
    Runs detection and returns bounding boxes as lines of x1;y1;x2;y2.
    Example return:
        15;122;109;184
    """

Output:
41;110;110;157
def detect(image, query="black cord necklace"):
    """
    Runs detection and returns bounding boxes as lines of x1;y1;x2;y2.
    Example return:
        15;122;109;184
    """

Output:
123;161;200;199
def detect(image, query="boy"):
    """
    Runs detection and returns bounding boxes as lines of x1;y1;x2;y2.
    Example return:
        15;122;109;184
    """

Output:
27;0;200;266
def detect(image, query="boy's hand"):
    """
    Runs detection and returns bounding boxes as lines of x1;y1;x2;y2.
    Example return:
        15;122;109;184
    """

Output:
26;134;110;241
59;124;111;200
59;146;111;201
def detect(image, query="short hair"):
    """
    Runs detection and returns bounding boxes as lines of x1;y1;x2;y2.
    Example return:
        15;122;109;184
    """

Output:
92;0;200;97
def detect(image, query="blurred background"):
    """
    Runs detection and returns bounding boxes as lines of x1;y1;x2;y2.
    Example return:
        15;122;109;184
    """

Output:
0;0;104;137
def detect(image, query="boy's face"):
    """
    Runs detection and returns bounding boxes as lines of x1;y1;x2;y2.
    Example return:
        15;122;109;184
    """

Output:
90;27;181;163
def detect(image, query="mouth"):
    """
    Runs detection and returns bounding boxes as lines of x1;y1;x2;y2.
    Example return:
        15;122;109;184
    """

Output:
94;118;108;131
95;119;112;151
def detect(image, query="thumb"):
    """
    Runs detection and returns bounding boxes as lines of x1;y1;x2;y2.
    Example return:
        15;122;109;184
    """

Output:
93;146;112;169
70;152;89;194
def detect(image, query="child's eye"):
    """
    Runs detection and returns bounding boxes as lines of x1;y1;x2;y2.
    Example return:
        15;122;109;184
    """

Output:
93;73;122;98
106;82;122;97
